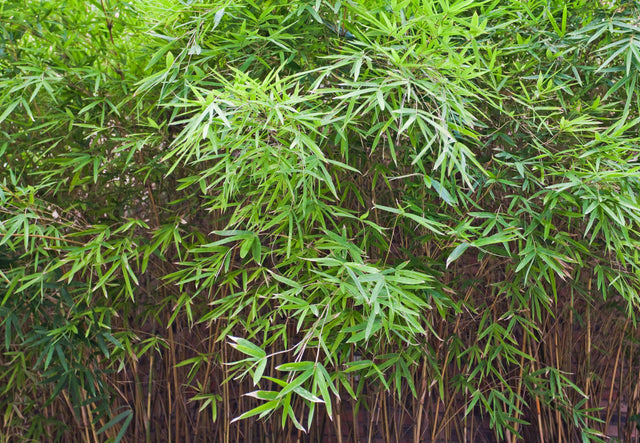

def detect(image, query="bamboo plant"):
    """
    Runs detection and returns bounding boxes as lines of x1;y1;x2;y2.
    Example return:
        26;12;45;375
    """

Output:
1;0;640;441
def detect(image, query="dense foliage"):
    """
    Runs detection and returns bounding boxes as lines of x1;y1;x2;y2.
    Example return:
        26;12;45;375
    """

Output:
2;0;640;441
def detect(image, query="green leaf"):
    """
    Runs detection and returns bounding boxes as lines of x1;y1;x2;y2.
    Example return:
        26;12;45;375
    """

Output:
228;337;266;359
230;400;280;424
0;100;20;124
97;409;133;443
446;242;470;268
253;358;267;386
166;51;175;69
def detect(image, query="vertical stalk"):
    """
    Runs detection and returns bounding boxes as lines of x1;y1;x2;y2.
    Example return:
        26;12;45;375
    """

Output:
146;352;153;443
413;360;426;443
585;297;591;431
223;333;230;443
381;391;391;443
511;333;528;443
335;394;343;443
554;328;562;443
367;394;378;443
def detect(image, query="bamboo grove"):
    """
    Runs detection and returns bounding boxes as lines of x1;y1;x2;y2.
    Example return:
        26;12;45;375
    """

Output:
2;0;640;441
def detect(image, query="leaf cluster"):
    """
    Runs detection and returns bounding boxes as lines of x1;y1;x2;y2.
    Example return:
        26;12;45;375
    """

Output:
1;0;640;441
